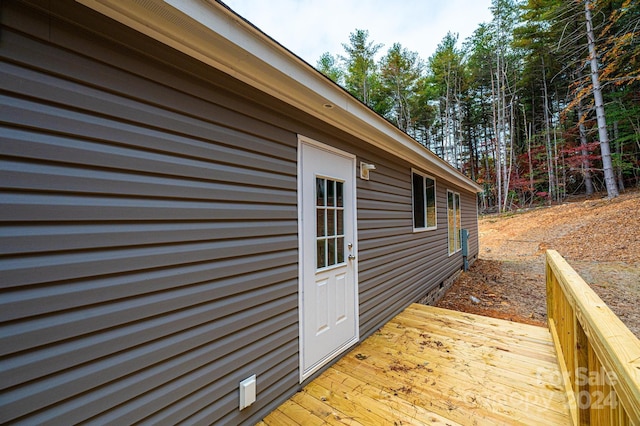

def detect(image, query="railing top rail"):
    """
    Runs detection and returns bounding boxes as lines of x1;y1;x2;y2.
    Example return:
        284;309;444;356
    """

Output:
546;250;640;424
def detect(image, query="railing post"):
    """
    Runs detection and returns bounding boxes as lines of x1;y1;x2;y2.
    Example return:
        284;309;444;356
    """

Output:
546;257;554;325
575;321;589;425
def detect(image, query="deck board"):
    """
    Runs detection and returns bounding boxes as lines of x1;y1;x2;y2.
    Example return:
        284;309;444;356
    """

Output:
260;304;572;425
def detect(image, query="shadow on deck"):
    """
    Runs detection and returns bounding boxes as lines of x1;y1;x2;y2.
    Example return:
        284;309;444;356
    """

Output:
260;303;571;425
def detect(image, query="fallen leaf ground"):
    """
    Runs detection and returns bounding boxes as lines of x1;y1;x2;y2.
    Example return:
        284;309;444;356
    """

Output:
435;189;640;338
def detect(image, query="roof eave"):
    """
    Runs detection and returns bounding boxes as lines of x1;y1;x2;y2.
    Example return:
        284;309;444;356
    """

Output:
76;0;483;193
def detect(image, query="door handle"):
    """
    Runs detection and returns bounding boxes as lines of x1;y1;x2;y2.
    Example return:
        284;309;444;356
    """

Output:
348;254;356;261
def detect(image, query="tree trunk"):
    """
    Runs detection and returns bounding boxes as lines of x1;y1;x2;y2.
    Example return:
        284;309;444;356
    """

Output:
576;72;594;195
578;111;594;195
501;70;509;210
584;0;619;198
614;120;625;191
491;63;502;212
502;100;514;212
467;102;477;181
481;86;491;192
526;87;535;206
552;110;562;202
527;122;534;206
541;57;555;204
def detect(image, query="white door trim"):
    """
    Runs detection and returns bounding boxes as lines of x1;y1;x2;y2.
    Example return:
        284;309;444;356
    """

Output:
297;135;359;383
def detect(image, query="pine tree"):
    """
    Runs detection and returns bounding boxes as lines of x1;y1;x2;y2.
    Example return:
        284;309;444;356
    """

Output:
378;43;424;134
340;29;383;108
316;52;343;85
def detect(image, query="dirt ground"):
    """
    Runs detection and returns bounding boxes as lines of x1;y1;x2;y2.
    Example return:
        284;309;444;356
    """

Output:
435;189;640;338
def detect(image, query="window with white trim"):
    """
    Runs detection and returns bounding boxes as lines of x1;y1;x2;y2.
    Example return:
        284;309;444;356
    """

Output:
447;190;462;254
412;170;436;231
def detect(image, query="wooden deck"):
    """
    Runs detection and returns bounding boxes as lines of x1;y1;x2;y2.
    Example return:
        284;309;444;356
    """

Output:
259;304;572;425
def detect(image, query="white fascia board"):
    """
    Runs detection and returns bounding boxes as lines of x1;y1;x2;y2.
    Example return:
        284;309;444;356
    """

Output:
77;0;482;193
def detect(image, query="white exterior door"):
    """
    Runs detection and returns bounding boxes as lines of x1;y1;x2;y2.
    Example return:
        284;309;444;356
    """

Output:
298;137;358;381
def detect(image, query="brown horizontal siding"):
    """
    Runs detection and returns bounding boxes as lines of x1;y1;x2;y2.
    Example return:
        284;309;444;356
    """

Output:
461;190;480;258
0;220;296;256
355;161;473;338
0;1;299;424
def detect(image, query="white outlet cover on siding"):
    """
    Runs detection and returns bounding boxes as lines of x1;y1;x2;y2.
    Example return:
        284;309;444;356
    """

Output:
239;375;256;410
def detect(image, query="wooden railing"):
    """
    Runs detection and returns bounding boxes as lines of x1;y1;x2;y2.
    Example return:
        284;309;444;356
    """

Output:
546;250;640;425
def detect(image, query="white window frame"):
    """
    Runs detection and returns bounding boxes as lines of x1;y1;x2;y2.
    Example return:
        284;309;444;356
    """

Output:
447;190;462;255
411;169;437;232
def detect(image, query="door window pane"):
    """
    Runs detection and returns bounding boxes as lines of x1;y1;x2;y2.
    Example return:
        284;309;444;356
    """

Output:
328;238;336;266
327;209;335;235
317;239;326;268
327;180;335;206
316;178;325;206
317;209;326;237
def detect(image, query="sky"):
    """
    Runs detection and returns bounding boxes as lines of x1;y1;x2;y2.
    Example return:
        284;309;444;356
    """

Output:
223;0;494;66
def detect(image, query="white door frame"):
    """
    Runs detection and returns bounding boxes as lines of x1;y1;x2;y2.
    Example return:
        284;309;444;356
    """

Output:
297;135;359;382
